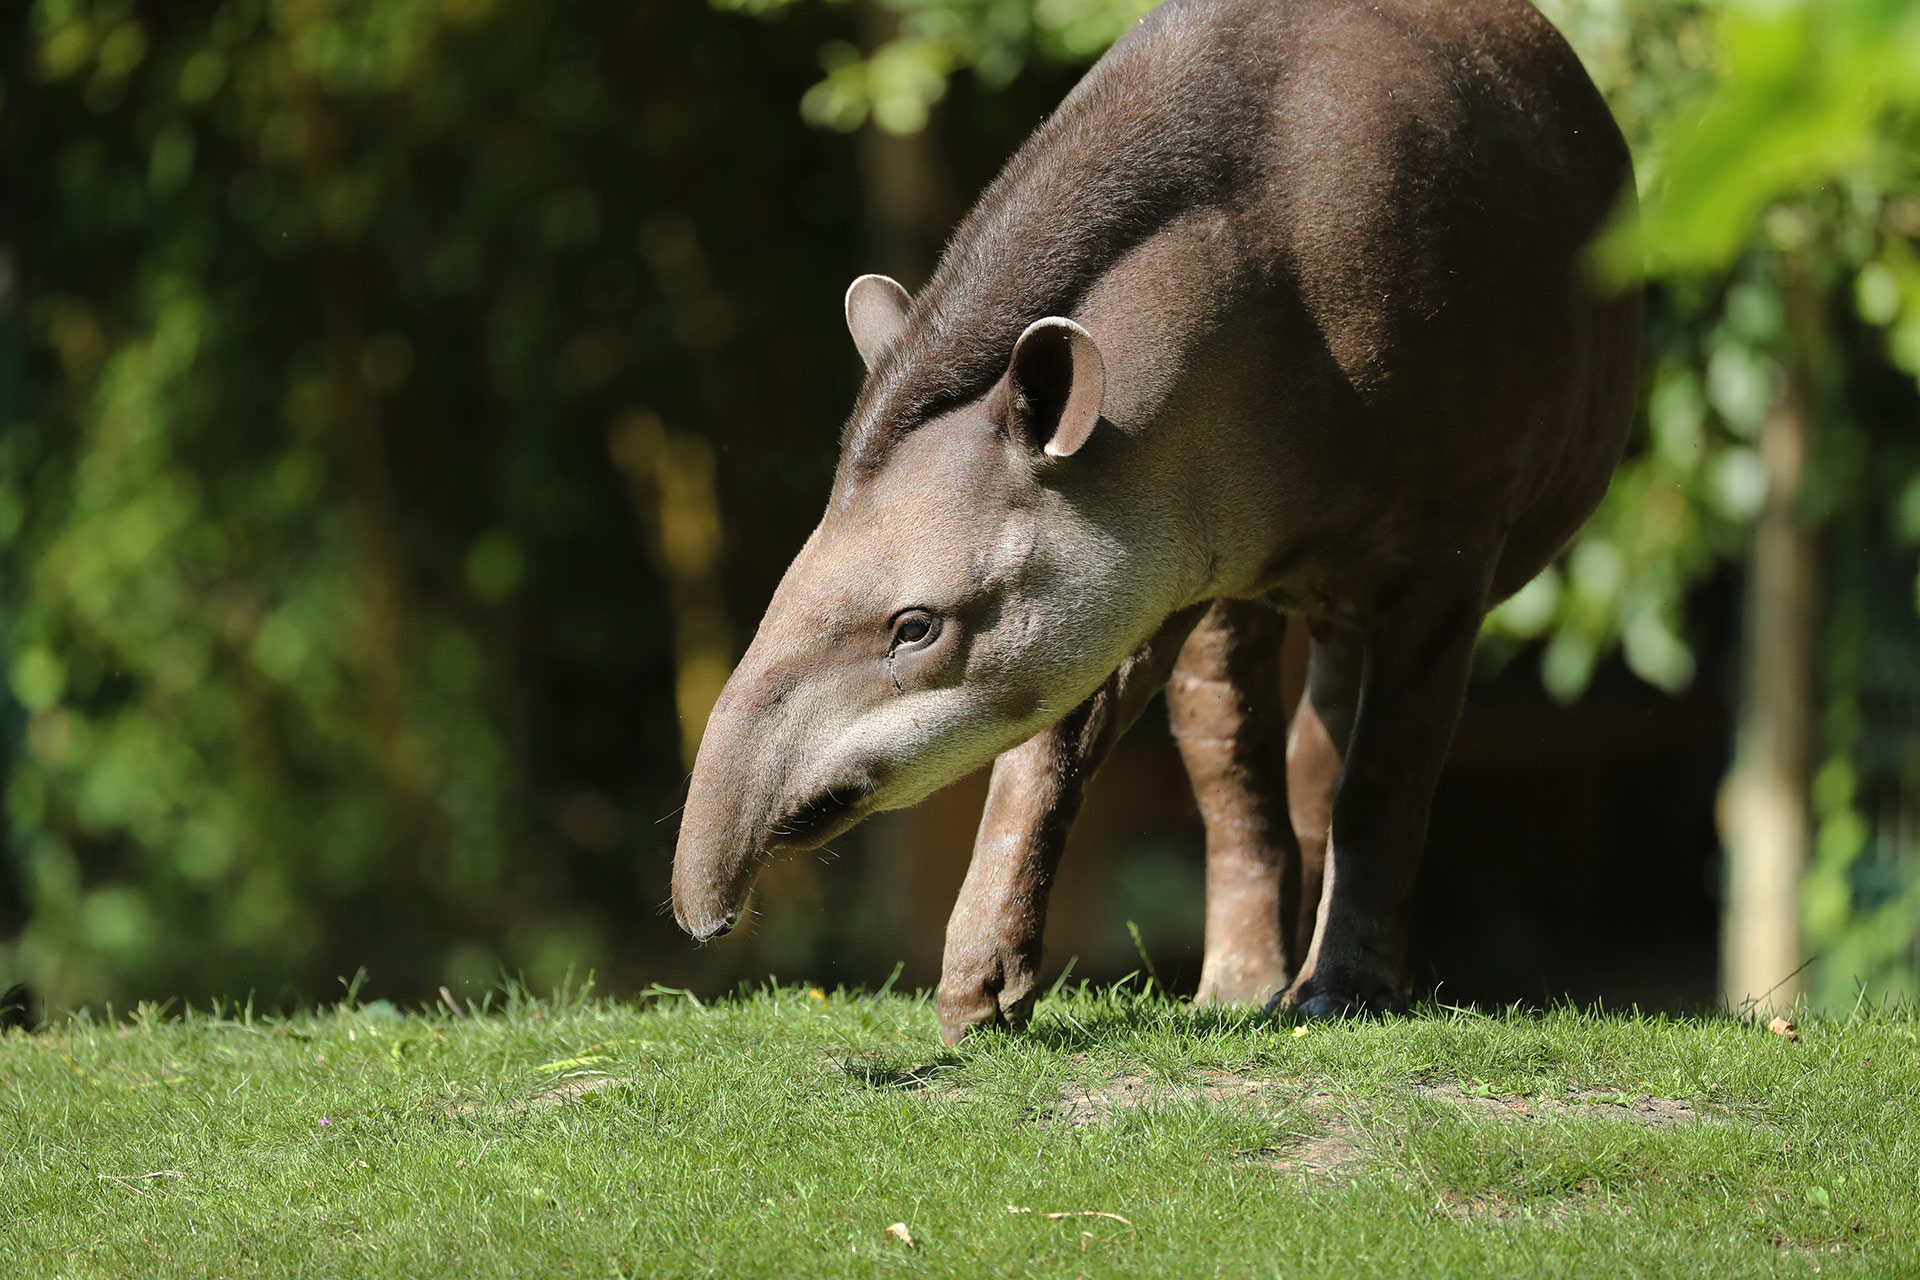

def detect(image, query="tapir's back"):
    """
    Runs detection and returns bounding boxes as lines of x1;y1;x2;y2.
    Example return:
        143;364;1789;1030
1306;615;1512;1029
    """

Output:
858;0;1638;605
1205;0;1638;591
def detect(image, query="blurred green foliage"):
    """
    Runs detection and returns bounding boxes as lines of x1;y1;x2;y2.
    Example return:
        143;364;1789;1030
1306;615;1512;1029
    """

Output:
1573;0;1920;1007
4;0;1918;1010
0;0;894;1008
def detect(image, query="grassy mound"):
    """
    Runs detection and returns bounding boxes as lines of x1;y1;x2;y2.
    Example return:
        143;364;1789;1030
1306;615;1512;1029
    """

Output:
5;986;1916;1277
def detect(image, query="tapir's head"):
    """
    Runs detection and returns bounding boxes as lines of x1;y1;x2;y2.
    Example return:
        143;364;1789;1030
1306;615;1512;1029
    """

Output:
670;274;1174;939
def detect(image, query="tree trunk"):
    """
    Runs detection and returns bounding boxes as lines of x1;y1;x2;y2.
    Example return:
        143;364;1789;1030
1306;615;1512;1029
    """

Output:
856;5;949;285
608;411;731;771
1720;271;1819;1012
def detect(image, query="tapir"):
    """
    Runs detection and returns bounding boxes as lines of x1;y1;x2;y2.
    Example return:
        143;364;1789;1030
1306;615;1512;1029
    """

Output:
672;0;1640;1043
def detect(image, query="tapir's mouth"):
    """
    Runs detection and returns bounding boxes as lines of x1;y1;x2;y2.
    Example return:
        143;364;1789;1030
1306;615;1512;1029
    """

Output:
767;780;876;852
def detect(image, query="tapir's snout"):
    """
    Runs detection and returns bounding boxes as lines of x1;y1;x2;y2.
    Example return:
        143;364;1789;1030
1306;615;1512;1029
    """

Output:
673;900;739;942
670;812;755;942
669;681;765;940
669;642;879;942
670;755;762;942
670;756;879;941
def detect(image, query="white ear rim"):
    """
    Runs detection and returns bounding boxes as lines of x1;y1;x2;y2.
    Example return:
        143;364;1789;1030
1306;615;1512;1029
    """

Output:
845;274;912;371
1011;317;1107;459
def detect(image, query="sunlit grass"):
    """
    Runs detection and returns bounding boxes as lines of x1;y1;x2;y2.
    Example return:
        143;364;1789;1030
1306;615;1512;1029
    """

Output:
4;985;1916;1278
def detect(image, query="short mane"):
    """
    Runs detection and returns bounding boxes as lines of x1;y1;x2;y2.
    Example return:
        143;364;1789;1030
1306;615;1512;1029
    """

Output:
840;0;1272;477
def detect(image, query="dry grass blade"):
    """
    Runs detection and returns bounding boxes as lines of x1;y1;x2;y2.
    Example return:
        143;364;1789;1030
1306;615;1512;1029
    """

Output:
99;1170;185;1194
1008;1204;1135;1228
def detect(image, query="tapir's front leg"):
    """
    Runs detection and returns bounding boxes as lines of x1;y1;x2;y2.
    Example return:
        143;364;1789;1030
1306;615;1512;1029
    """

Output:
936;606;1207;1045
1287;576;1486;1015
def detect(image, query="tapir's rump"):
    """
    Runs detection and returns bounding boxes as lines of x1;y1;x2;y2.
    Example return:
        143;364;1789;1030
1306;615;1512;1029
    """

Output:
675;0;1638;1035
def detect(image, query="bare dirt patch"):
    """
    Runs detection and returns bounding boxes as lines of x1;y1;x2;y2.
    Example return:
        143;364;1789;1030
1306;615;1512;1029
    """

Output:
1031;1073;1371;1177
444;1073;632;1116
1429;1190;1594;1225
1040;1069;1288;1126
838;1055;1730;1185
1037;1072;1727;1130
1029;1072;1733;1180
1417;1082;1731;1128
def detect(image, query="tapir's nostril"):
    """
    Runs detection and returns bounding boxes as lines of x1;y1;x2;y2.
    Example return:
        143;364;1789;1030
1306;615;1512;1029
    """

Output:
677;906;739;942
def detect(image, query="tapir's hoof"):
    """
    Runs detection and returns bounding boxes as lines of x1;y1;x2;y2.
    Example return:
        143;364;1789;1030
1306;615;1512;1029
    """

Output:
936;986;993;1045
936;962;1040;1045
936;985;1040;1045
1296;992;1372;1020
1194;953;1290;1010
936;989;1028;1046
1270;975;1403;1021
937;1004;994;1047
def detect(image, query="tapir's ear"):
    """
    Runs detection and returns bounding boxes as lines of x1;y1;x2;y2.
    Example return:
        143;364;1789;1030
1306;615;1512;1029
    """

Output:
1006;317;1106;459
845;274;912;371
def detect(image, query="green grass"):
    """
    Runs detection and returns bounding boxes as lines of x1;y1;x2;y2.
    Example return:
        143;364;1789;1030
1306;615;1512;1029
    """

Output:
5;984;1918;1278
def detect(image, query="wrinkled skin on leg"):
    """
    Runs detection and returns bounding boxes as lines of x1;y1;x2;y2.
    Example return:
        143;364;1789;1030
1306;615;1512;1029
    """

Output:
935;607;1205;1046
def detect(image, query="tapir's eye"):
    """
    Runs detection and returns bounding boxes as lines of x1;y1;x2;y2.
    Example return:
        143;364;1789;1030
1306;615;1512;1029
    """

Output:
889;610;939;653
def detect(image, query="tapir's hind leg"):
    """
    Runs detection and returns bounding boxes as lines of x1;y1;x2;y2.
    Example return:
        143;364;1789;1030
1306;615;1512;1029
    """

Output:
1285;621;1362;975
1170;601;1299;1007
936;605;1207;1046
1286;575;1485;1016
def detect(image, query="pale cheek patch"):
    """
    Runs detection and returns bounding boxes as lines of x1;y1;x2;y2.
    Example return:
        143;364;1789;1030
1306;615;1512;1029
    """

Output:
833;688;1049;814
988;511;1039;581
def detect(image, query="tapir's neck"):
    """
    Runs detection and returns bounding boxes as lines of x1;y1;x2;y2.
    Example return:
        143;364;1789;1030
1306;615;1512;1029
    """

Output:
1068;204;1303;608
